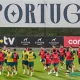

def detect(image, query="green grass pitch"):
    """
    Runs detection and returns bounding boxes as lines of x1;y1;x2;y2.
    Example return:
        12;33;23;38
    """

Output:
0;49;80;80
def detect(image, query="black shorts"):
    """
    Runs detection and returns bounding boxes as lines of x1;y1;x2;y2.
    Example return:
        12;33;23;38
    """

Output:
0;62;4;65
22;60;28;65
5;59;7;63
78;58;80;64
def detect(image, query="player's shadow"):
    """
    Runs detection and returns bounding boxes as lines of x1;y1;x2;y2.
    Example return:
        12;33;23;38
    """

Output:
34;70;45;73
16;74;29;78
3;74;29;80
74;69;80;72
4;76;23;80
33;75;49;80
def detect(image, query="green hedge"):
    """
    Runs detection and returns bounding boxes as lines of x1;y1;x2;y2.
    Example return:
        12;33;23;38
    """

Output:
0;28;80;36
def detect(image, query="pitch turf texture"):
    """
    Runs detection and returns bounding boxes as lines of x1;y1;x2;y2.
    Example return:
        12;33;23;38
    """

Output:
0;49;80;80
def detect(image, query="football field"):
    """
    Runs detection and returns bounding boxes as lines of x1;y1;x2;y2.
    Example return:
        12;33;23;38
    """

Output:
0;49;80;80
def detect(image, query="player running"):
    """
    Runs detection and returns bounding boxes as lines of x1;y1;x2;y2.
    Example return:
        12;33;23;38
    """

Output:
69;46;76;72
44;50;52;75
6;48;14;76
59;45;65;69
0;48;5;75
27;48;36;76
65;47;73;74
51;45;57;53
13;49;19;75
39;47;46;70
77;45;80;71
22;48;29;74
51;49;60;76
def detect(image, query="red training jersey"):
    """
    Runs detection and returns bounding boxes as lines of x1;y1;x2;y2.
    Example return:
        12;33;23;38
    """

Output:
39;49;45;59
59;48;65;57
51;52;60;63
45;53;51;64
77;49;80;58
13;53;19;62
66;51;73;60
51;49;58;53
0;52;4;62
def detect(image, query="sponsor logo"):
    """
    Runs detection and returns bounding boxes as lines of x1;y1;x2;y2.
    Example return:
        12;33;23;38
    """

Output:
49;38;59;45
35;38;44;45
4;36;15;45
52;38;56;41
37;38;42;42
21;38;30;45
0;39;3;43
64;36;80;47
68;39;80;45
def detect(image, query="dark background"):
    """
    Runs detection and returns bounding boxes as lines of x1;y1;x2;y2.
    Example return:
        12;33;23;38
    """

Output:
0;36;64;47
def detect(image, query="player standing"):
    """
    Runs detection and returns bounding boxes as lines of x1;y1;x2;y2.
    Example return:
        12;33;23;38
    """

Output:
0;48;5;75
59;45;65;69
77;45;80;71
13;49;19;75
27;48;36;76
2;46;7;71
22;48;29;74
39;47;46;70
2;46;7;64
45;50;52;75
6;48;14;76
51;49;60;76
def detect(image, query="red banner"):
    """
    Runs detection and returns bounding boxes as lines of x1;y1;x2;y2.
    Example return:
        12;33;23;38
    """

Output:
64;36;80;47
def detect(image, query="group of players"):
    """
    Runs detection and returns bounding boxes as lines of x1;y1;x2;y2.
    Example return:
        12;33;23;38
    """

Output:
39;45;80;76
0;46;36;76
0;45;80;77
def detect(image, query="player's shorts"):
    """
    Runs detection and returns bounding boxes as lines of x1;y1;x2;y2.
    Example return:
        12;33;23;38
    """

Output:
46;64;51;67
22;60;28;65
28;62;34;67
41;59;45;62
60;56;64;61
66;60;73;66
13;62;18;66
5;59;7;63
7;62;14;67
78;58;80;64
72;58;74;61
0;61;4;65
53;63;59;67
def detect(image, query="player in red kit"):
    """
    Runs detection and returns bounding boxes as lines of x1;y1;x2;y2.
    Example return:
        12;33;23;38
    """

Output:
39;47;46;70
77;45;80;71
65;47;73;73
59;45;65;69
51;49;60;76
45;50;52;75
13;49;19;75
0;48;5;75
51;45;57;53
